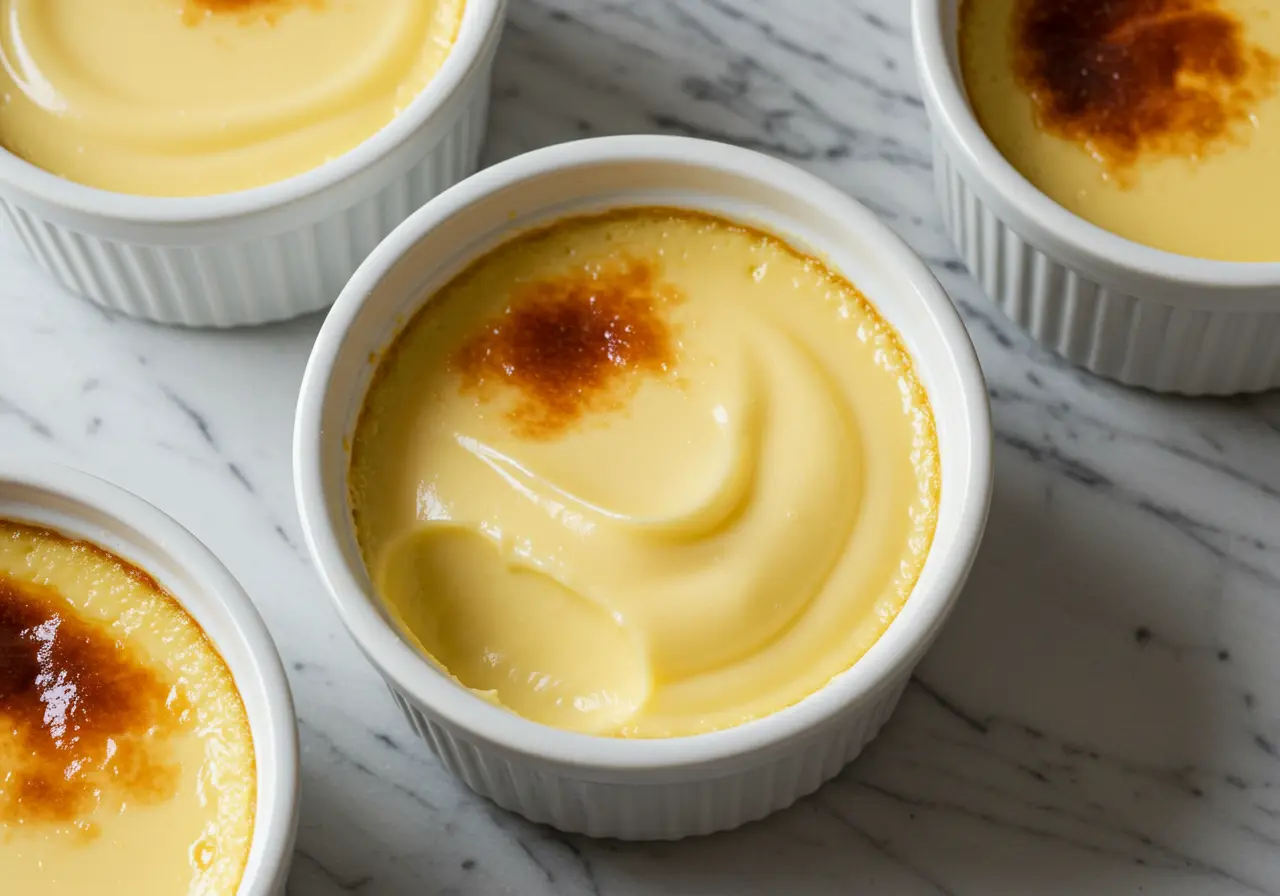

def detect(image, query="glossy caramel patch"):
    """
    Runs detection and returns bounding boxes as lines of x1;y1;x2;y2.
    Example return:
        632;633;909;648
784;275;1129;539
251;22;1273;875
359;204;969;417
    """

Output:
0;569;184;835
453;256;679;439
1007;0;1278;173
182;0;324;25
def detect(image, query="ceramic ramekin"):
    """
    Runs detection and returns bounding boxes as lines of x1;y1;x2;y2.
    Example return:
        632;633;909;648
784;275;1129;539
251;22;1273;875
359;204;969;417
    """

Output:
0;460;299;894
0;0;506;328
294;135;993;840
914;0;1280;395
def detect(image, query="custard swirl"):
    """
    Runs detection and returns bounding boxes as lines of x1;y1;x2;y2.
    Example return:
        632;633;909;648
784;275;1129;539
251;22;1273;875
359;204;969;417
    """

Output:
0;0;464;195
351;209;938;738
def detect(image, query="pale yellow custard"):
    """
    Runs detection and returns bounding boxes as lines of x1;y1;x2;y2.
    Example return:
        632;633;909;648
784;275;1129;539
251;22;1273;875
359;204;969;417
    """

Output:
961;0;1280;261
0;520;255;895
0;0;465;196
349;208;940;739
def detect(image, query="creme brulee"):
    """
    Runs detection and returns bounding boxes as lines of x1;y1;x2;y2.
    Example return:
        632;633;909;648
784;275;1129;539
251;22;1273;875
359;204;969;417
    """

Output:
348;208;940;739
0;520;255;895
961;0;1280;261
0;0;465;196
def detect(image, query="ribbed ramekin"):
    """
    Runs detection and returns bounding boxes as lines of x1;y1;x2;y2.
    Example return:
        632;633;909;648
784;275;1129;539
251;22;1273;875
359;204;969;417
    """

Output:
294;135;993;840
0;460;299;894
0;0;506;327
914;0;1280;395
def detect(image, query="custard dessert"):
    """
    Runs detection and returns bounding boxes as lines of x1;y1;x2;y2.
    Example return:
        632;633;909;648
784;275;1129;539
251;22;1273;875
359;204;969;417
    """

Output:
0;520;255;895
0;0;465;196
961;0;1280;261
348;208;940;739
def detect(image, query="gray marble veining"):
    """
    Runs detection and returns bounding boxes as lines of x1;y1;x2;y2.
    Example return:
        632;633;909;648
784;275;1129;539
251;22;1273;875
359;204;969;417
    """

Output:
2;0;1279;893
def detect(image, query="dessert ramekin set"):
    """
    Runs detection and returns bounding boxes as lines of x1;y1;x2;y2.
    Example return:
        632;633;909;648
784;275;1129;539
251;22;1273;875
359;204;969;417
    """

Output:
7;0;1260;865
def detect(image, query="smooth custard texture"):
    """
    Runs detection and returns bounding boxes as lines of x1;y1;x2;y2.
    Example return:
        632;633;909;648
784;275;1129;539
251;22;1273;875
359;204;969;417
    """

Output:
0;520;255;895
349;208;940;738
961;0;1280;261
0;0;465;196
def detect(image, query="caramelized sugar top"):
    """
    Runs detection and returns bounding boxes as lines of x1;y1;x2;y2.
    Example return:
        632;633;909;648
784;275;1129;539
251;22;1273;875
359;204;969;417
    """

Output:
183;0;324;24
453;256;679;439
1008;0;1279;172
0;536;185;836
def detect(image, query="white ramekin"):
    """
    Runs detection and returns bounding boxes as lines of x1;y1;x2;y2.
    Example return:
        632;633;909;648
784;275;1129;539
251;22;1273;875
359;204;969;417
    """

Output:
0;459;299;894
294;135;993;840
0;0;506;327
914;0;1280;395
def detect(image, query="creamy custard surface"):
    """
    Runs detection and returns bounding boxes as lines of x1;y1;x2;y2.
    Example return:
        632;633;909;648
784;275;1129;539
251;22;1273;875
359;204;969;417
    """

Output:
0;520;255;895
0;0;465;196
961;0;1280;261
349;208;940;739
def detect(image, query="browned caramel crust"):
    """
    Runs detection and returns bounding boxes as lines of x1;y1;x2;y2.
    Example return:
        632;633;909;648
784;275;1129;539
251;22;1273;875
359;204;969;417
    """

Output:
453;255;681;440
359;207;935;443
1002;0;1278;173
182;0;324;25
0;522;194;837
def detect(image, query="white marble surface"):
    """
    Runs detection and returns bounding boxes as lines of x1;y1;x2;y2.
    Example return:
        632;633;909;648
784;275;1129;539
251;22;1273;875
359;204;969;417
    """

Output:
3;1;1280;893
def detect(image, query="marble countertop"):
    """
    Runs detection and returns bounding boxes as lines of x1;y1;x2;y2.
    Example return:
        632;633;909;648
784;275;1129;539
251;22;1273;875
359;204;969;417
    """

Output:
4;1;1280;893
